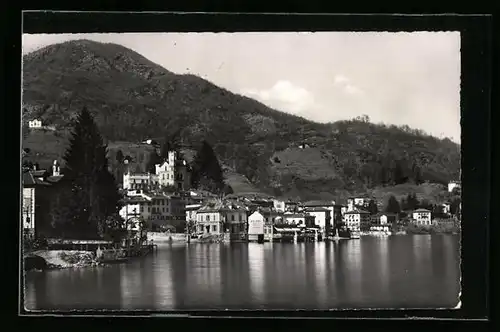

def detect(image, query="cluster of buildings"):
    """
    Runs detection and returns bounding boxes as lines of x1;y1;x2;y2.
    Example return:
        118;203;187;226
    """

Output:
21;146;460;242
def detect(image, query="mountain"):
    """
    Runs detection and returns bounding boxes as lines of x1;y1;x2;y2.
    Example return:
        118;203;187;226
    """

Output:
22;39;461;201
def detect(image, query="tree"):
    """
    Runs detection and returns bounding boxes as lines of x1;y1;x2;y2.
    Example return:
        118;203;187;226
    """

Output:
403;193;420;211
367;199;378;214
53;107;122;239
191;140;225;193
115;150;124;164
412;162;423;185
385;195;401;214
160;131;181;161
145;150;162;173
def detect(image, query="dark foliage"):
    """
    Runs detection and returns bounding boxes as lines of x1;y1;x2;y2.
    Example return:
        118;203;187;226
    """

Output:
367;199;378;214
191;140;225;194
50;107;122;239
385;195;401;214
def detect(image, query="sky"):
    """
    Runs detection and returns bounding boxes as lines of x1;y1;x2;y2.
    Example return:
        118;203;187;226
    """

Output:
23;32;461;142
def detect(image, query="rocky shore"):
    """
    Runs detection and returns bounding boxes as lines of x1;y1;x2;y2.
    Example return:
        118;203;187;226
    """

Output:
25;250;107;271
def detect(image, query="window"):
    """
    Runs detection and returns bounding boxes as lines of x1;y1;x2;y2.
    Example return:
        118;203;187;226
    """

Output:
231;214;235;221
212;225;217;232
140;206;144;212
239;214;243;221
206;215;210;221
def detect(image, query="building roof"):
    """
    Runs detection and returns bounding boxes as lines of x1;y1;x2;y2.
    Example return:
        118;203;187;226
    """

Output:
414;208;431;213
304;207;330;212
198;200;247;213
344;208;370;214
303;200;334;207
283;212;313;218
22;171;51;187
46;175;65;183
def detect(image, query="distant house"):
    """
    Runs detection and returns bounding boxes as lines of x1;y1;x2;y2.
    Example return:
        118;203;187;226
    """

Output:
248;211;265;242
195;200;248;241
347;197;370;211
283;212;315;228
272;199;285;212
412;208;432;225
303;200;336;229
28;119;42;128
123;171;159;191
371;212;398;225
448;181;461;193
343;208;370;233
155;151;191;191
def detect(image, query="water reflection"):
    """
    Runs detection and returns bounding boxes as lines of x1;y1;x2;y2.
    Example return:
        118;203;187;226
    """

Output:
247;243;265;304
24;235;461;310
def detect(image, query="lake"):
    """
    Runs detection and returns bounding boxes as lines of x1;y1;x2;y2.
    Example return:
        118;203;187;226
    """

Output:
24;234;461;311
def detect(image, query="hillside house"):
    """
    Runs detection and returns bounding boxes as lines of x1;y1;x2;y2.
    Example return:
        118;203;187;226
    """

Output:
343;209;370;233
248;211;265;242
412;208;432;225
448;181;461;193
28;119;43;128
155;151;191;191
371;212;398;226
347;197;370;211
273;199;285;212
123;171;159;191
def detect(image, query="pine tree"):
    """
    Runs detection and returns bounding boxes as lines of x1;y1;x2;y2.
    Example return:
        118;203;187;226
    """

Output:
367;199;378;214
385;195;401;214
55;107;122;239
146;150;162;173
116;150;124;164
191;140;224;193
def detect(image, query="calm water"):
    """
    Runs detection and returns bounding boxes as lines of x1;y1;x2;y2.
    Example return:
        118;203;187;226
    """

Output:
24;235;460;310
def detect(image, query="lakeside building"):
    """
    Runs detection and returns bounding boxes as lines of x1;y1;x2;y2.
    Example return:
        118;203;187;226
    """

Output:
412;208;432;225
303;200;336;228
248;211;265;242
195;200;248;241
119;191;186;232
273;199;285;212
284;200;301;212
343;208;370;234
282;212;316;228
21;160;64;239
303;206;331;232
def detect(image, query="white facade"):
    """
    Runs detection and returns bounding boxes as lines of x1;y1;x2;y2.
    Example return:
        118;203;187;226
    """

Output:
22;187;36;232
28;119;42;128
380;215;388;225
123;172;159;190
248;211;265;236
347;197;369;212
306;210;328;229
343;211;370;232
273;199;285;212
412;209;432;225
185;204;202;223
196;211;223;234
155;151;190;191
448;181;461;193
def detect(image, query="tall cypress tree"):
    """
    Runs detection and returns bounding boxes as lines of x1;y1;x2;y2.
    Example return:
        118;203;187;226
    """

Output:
191;140;224;193
57;107;122;239
385;195;401;214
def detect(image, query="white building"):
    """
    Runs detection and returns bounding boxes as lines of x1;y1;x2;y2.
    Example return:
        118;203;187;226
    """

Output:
347;197;370;212
195;201;247;240
185;204;202;224
123;172;159;191
273;199;285;212
448;181;461;193
155;151;190;191
283;212;315;227
28;119;42;128
304;207;331;230
119;192;186;231
412;208;432;225
343;209;370;233
248;211;265;242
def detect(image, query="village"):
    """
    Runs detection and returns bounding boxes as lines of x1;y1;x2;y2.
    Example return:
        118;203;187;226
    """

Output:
22;131;462;265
